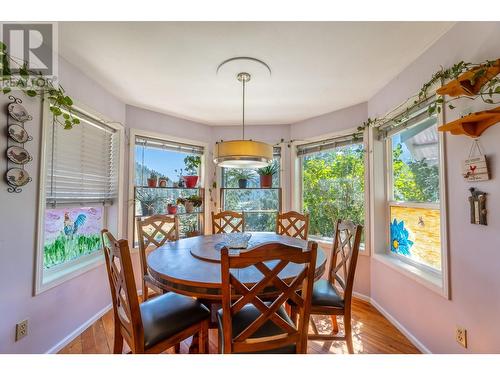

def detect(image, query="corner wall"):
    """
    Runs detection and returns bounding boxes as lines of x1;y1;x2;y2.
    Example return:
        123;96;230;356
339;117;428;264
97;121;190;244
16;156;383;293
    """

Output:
367;21;500;353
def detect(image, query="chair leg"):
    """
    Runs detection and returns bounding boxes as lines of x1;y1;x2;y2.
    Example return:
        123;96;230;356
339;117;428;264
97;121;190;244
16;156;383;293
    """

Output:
217;328;222;354
198;320;209;354
344;315;354;354
189;332;199;354
142;279;149;301
113;322;124;354
331;315;339;334
174;343;181;353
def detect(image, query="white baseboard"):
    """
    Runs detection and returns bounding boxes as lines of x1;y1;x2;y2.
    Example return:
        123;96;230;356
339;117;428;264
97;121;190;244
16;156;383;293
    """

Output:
369;298;431;354
46;303;112;354
46;288;143;354
352;291;431;353
352;291;371;303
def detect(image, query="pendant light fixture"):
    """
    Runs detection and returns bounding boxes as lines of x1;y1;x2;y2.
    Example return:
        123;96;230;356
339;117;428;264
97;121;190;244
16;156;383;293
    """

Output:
213;71;273;169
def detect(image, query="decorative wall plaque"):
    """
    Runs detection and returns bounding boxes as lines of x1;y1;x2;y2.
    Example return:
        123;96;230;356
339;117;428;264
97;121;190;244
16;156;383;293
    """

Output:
468;188;487;225
462;139;489;182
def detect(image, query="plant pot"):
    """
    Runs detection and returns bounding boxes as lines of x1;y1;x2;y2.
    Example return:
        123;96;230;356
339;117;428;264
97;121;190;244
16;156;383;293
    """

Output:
140;202;154;216
183;175;199;188
184;201;195;213
158;178;167;187
238;178;248;189
260;174;273;188
167;204;178;215
186;230;201;238
147;178;157;188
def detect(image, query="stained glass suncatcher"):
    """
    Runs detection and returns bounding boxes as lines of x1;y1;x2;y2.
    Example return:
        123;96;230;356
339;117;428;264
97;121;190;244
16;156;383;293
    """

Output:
390;205;441;270
44;206;103;269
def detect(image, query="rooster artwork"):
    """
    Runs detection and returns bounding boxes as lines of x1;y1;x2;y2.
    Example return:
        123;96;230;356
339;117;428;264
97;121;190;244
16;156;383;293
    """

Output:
63;212;87;237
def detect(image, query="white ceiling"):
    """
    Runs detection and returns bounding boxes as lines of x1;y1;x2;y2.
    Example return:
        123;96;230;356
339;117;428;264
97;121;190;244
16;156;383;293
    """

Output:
59;22;455;126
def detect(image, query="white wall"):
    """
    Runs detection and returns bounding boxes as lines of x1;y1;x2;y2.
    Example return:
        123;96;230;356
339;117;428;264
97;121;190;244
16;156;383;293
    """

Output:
367;21;500;353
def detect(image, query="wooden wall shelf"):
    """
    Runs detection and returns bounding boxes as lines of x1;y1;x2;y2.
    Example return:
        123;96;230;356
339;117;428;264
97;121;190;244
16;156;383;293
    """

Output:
438;106;500;137
436;59;500;97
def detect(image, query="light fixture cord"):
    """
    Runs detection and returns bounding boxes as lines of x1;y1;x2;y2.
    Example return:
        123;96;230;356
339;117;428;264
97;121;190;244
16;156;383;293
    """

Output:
242;77;246;140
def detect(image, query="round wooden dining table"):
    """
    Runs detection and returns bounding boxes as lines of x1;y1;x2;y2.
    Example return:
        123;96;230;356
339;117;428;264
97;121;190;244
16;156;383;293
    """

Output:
147;232;327;300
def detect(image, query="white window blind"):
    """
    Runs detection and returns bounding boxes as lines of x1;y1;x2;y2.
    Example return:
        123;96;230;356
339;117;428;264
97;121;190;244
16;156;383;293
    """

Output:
273;146;281;158
135;135;204;155
45;109;119;206
377;96;436;140
296;133;363;157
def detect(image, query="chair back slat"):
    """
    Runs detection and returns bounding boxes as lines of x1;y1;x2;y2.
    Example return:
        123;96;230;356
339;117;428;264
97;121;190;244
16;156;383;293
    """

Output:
136;215;179;279
328;219;363;308
212;210;244;234
221;241;317;354
276;211;309;239
101;229;143;352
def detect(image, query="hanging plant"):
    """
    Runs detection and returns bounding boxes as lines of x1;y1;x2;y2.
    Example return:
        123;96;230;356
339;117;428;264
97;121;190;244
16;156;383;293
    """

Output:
0;41;79;129
354;58;500;134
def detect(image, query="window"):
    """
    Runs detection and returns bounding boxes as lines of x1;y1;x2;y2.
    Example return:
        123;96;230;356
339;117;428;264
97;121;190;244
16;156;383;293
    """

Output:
132;134;205;244
298;135;365;241
38;105;122;290
383;103;443;273
221;147;281;232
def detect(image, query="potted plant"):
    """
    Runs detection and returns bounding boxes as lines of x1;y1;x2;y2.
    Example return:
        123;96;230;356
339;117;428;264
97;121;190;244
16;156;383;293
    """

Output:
136;189;160;216
177;195;203;213
233;169;256;188
158;175;169;187
185;223;200;238
147;172;158;188
182;155;201;188
257;161;279;188
166;199;178;214
174;169;185;188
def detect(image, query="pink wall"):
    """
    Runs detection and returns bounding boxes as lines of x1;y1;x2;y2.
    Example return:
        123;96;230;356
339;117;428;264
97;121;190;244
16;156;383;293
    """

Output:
0;57;126;353
368;22;500;353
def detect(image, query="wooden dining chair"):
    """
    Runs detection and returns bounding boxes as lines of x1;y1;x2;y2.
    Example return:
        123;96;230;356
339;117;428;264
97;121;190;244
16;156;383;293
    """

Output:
101;229;210;354
136;214;179;300
211;210;245;234
218;241;318;354
294;219;362;354
276;211;310;240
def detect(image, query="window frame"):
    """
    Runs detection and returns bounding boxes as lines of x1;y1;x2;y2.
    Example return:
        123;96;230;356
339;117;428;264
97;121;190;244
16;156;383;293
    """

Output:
35;99;125;295
293;128;370;255
219;146;283;232
127;128;209;250
385;121;442;275
371;96;450;298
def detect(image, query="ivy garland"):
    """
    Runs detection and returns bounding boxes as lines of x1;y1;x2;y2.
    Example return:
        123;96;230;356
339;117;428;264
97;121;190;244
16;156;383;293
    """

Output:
356;58;500;133
0;41;79;129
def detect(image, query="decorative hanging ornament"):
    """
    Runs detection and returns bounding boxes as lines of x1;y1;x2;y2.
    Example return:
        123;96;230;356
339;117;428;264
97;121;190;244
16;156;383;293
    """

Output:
462;139;489;181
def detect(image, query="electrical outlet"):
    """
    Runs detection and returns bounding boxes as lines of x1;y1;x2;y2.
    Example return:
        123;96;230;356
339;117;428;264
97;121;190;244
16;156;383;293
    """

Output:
15;319;28;341
456;326;467;348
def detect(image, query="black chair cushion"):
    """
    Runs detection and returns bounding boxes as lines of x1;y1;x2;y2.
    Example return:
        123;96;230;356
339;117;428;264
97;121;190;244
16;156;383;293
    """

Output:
140;292;210;349
311;279;344;308
217;303;297;354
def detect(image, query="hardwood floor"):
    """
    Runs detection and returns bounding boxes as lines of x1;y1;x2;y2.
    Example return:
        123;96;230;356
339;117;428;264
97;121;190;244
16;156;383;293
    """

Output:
59;298;420;354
